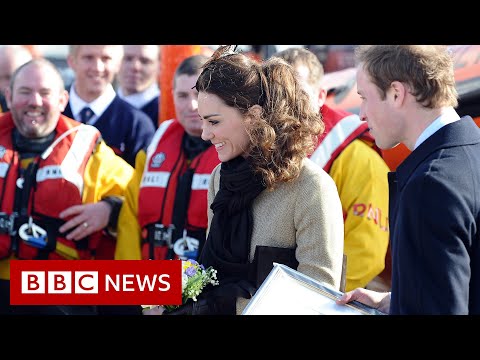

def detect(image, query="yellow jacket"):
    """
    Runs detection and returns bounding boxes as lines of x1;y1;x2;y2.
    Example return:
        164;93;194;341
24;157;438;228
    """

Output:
0;140;133;280
329;138;390;291
115;149;146;259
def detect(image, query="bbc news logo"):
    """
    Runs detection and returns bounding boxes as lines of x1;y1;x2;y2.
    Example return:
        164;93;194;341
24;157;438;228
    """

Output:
22;271;100;294
10;260;182;305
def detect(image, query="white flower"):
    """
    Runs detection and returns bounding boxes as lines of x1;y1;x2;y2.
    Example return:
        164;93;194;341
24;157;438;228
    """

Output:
142;259;219;313
182;273;188;291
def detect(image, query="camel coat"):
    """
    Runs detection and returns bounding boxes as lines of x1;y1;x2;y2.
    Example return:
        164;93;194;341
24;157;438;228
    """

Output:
207;158;345;314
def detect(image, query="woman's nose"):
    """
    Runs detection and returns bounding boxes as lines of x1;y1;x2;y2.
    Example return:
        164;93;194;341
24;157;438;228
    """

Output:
201;125;212;141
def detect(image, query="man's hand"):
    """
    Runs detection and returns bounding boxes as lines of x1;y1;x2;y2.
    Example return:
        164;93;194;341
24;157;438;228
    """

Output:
58;202;112;240
142;306;166;315
336;288;391;314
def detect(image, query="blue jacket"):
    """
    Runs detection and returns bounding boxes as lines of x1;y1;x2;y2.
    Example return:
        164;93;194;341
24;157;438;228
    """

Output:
141;96;159;130
63;96;155;167
389;116;480;314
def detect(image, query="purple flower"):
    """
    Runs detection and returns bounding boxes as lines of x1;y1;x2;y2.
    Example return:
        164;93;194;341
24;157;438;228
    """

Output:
185;266;197;277
189;259;198;265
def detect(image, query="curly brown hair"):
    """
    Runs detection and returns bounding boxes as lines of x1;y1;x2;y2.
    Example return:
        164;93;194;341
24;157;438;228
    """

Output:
195;45;324;190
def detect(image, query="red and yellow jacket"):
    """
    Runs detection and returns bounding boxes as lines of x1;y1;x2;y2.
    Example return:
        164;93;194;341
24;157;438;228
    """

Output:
311;105;390;291
0;113;133;280
115;119;220;260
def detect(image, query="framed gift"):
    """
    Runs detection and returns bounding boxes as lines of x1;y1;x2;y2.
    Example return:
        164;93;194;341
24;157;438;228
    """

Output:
242;263;385;315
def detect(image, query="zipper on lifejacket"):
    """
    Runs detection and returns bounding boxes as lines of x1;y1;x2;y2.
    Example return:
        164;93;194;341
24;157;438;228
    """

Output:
12;156;40;254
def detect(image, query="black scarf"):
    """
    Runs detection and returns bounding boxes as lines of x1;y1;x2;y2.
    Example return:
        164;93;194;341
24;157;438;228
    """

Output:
164;156;267;315
200;156;265;288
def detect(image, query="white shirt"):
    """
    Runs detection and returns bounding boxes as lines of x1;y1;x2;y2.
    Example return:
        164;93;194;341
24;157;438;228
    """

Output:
117;83;160;110
414;107;461;150
68;83;116;126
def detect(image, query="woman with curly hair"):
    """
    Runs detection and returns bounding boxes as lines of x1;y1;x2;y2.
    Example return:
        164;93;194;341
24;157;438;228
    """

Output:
165;45;344;315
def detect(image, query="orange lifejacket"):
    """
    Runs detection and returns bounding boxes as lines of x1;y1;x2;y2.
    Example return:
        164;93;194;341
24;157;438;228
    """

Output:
138;119;220;260
0;113;103;260
312;105;380;173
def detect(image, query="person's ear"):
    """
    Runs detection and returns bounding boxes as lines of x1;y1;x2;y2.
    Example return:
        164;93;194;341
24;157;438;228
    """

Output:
390;81;406;106
66;54;75;70
5;87;12;109
245;105;262;126
58;90;69;112
249;104;262;118
318;86;327;108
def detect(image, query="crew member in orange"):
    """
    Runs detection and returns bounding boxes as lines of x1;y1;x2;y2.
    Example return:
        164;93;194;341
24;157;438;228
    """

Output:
0;59;133;315
116;54;220;262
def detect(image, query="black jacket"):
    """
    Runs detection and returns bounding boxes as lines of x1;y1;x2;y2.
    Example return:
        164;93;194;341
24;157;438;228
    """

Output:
389;117;480;314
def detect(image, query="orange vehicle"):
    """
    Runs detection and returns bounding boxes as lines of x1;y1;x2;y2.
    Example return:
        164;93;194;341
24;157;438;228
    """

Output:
324;45;480;171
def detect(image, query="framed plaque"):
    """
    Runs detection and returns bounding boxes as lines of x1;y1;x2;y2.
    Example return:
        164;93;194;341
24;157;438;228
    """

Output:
242;263;385;315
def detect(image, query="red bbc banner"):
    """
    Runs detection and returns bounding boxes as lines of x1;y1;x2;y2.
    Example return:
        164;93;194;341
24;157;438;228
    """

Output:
10;260;182;306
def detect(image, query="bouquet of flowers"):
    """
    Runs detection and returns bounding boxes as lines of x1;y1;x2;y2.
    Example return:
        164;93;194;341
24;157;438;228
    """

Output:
142;259;219;314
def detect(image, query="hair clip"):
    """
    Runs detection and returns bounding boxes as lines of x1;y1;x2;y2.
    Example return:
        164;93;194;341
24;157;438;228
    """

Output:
218;45;239;59
192;45;239;90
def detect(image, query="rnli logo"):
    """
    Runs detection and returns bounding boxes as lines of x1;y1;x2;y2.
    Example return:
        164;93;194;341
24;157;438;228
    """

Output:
0;146;5;159
352;203;389;232
151;153;166;168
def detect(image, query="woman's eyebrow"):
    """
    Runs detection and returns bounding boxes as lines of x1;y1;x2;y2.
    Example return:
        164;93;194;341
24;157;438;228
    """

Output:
203;113;221;119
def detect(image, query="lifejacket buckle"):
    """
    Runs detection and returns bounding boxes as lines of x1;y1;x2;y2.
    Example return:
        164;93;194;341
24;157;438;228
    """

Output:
152;224;175;248
173;229;199;260
0;212;16;236
19;217;48;248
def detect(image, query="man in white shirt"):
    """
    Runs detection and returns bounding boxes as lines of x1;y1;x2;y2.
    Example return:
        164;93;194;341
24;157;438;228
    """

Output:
63;45;155;167
117;45;160;129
